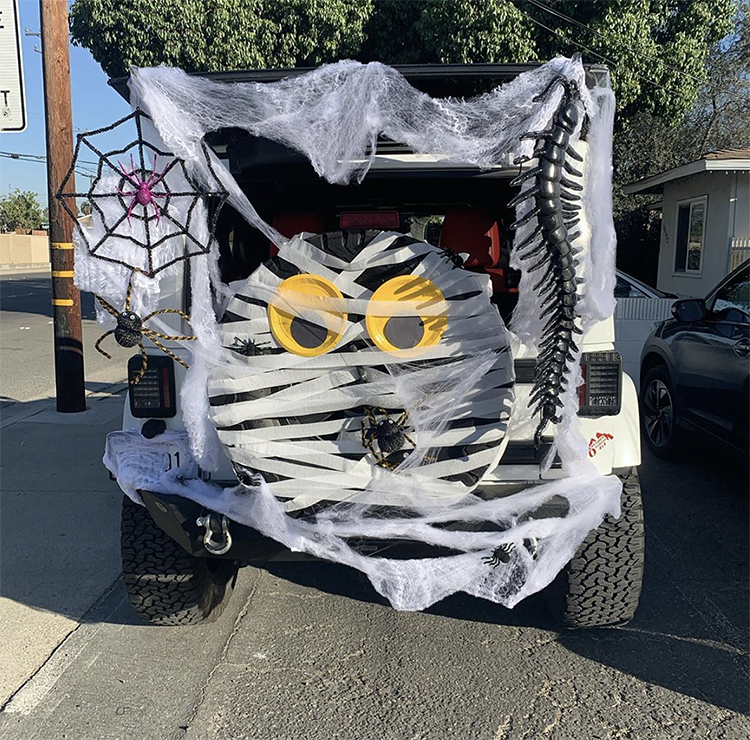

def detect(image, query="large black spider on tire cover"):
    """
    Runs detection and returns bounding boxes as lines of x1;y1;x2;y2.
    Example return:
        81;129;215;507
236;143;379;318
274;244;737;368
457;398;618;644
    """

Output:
545;471;645;628
121;496;238;625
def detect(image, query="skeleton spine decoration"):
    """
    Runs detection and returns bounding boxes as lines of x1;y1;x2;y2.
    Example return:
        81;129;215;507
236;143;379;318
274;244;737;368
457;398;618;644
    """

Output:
510;76;584;447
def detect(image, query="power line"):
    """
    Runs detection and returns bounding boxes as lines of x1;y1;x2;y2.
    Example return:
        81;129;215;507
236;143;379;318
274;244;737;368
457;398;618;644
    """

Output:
0;150;99;167
515;4;676;97
524;0;709;87
0;152;96;179
523;0;745;103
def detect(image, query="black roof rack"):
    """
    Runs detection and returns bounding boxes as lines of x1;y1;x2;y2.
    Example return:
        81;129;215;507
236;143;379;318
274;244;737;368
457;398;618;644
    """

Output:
109;62;609;101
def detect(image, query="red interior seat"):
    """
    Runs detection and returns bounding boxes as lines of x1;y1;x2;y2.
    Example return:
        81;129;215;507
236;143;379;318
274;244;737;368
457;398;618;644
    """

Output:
440;208;516;295
440;208;500;268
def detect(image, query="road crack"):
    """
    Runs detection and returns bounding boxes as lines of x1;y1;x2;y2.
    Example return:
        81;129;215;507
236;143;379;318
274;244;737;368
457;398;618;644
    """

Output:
175;569;263;739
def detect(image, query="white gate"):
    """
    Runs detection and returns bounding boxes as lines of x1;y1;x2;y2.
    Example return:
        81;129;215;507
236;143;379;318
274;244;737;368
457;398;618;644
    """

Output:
729;238;750;271
614;297;675;391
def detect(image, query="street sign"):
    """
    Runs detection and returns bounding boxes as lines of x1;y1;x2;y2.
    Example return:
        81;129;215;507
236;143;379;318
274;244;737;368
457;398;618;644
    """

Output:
0;0;26;132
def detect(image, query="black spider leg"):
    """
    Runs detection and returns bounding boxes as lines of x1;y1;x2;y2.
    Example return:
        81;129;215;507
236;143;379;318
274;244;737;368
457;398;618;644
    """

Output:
509;77;585;448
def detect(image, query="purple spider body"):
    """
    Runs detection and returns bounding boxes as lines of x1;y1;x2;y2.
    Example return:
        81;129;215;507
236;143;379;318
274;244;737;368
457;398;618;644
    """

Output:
118;153;169;223
135;185;153;207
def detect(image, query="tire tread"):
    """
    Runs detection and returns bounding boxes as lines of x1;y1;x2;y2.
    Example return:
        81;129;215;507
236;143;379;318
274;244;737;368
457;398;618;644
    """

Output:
549;471;645;628
121;496;237;626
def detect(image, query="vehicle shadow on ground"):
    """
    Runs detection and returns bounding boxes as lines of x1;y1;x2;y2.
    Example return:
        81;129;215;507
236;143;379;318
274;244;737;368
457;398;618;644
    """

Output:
264;446;749;715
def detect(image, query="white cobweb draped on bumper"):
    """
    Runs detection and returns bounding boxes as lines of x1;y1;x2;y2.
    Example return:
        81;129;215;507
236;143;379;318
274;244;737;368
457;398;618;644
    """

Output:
106;427;621;612
97;56;623;611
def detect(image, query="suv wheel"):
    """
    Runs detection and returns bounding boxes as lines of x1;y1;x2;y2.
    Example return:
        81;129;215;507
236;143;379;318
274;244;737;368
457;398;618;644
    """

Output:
545;471;645;628
121;496;239;625
641;365;683;459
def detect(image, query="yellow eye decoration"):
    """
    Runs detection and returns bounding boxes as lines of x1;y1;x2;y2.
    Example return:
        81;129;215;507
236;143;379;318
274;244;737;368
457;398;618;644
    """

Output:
268;274;347;357
366;275;448;355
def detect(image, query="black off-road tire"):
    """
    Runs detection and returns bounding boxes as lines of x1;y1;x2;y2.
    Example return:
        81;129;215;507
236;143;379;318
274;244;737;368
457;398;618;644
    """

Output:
545;471;645;628
121;496;239;626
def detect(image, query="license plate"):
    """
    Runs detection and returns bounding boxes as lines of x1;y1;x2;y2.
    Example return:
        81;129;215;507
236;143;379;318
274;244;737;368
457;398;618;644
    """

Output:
163;442;194;473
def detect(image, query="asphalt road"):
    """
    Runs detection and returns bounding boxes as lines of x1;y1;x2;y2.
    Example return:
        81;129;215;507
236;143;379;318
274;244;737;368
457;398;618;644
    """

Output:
0;444;747;740
0;270;747;739
0;271;130;405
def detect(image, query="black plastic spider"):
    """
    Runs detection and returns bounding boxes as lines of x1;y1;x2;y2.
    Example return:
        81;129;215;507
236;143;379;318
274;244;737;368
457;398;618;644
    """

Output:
95;284;196;384
360;407;416;470
440;247;465;268
230;337;273;356
482;538;539;568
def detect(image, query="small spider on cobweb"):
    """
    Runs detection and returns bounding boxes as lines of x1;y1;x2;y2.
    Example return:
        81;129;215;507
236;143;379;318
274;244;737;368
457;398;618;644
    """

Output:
440;247;465;269
360;406;417;469
482;538;539;568
94;283;197;384
230;337;273;357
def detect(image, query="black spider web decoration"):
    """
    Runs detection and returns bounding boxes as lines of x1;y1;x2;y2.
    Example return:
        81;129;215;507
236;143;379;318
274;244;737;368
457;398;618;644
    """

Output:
56;108;228;279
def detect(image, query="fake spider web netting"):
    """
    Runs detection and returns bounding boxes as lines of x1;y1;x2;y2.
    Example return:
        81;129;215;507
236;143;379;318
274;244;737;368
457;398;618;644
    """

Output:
96;57;623;611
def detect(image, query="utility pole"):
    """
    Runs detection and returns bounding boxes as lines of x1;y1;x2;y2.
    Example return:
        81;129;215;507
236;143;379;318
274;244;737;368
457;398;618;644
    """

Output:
39;0;85;412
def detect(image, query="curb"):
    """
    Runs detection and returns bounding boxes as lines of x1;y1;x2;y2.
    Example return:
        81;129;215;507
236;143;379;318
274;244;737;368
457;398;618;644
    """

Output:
0;264;51;275
0;381;127;430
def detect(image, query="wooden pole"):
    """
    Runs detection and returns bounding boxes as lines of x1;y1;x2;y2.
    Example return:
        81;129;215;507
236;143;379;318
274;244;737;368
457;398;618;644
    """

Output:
40;0;86;412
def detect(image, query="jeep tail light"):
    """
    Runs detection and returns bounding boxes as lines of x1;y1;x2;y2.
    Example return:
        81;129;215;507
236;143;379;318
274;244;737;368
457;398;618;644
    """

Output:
128;355;177;418
577;352;622;417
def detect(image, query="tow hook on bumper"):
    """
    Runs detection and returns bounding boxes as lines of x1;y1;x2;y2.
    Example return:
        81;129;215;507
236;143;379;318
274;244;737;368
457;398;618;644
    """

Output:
196;512;233;555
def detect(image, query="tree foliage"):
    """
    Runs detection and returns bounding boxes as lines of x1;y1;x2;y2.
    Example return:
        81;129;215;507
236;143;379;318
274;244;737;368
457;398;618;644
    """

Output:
359;0;735;120
70;0;373;78
71;0;736;121
0;190;46;233
70;0;745;285
612;3;749;282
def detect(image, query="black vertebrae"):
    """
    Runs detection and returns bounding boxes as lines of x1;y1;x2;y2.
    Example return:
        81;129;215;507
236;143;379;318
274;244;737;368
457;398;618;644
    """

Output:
509;76;584;447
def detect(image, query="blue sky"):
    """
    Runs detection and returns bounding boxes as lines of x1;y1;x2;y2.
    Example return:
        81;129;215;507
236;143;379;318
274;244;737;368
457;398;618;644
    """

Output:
0;1;130;203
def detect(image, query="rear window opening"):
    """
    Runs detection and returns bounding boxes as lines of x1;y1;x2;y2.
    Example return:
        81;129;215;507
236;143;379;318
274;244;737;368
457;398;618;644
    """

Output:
211;136;525;322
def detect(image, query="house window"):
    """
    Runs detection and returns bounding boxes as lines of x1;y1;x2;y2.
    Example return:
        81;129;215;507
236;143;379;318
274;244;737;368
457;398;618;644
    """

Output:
674;197;706;273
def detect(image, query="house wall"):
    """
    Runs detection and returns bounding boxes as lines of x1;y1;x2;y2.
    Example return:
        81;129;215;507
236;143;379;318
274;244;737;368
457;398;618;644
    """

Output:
656;170;749;297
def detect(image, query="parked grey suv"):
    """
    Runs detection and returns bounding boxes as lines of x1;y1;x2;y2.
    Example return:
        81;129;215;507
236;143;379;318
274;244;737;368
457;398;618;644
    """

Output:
640;260;749;458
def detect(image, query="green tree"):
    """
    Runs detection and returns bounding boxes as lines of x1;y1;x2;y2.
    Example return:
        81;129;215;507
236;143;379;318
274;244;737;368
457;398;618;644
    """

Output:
612;4;749;282
70;0;373;78
359;0;735;120
71;0;735;121
0;190;46;233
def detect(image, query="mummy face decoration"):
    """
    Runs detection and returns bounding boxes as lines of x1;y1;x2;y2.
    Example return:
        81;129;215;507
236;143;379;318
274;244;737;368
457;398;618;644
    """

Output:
207;230;515;511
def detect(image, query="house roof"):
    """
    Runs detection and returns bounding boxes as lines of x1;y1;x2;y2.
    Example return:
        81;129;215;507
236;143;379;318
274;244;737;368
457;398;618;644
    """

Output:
623;148;750;195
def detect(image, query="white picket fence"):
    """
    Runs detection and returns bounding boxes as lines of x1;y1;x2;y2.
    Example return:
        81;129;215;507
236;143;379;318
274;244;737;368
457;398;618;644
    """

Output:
729;237;750;271
614;297;676;391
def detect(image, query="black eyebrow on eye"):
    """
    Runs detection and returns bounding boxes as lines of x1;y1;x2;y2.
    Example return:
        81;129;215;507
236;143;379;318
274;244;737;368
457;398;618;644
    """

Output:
355;256;424;292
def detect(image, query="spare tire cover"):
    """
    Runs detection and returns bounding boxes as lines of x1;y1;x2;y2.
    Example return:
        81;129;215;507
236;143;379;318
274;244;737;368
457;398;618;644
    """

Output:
208;230;515;511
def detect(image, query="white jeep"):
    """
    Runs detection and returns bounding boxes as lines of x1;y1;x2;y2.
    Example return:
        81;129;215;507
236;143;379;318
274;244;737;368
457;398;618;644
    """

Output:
111;63;644;628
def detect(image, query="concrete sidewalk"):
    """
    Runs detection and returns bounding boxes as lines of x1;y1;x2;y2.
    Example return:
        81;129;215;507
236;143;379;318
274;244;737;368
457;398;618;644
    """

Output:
0;387;126;707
